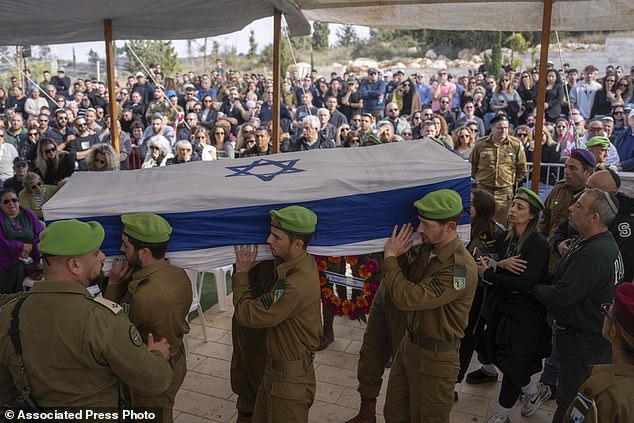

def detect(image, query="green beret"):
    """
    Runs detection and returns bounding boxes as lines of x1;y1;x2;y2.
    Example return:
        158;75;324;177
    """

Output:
586;136;610;148
514;187;544;211
122;212;172;243
269;206;317;235
39;219;105;256
414;189;463;220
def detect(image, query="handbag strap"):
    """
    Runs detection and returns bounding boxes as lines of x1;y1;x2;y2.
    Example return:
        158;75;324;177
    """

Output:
8;296;31;401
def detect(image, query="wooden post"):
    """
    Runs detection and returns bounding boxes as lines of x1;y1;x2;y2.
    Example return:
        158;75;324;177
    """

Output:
531;0;554;193
103;19;120;161
16;46;23;91
272;8;282;154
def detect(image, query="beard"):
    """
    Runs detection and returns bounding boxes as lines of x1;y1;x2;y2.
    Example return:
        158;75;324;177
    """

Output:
88;270;106;287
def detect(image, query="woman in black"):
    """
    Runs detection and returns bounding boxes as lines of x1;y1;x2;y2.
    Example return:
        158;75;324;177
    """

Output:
544;69;564;123
591;73;617;118
477;188;551;423
457;190;506;396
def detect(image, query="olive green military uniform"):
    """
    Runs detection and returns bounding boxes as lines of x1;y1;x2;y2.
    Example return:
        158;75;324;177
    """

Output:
0;281;172;407
231;260;276;416
382;237;477;423
470;135;527;225
538;181;582;271
233;252;322;423
105;259;191;423
356;250;417;400
564;364;634;422
146;98;178;125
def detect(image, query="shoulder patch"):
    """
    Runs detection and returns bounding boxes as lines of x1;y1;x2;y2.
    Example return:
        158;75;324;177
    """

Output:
92;295;123;314
429;278;446;298
453;266;467;291
260;288;285;310
129;325;143;347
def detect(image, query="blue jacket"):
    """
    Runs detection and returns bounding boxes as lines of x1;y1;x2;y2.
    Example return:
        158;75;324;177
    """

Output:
359;79;387;112
614;127;634;171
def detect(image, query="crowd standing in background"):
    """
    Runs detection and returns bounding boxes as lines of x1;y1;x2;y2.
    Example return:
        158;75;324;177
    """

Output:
0;58;633;423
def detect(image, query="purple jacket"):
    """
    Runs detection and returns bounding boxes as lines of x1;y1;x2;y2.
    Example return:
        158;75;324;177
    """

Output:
0;207;43;272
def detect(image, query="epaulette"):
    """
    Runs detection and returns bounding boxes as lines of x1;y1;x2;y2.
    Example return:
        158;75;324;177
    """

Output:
579;371;615;400
92;296;123;314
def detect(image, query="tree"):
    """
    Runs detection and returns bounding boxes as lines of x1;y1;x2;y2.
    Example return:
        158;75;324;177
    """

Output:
88;49;100;64
125;40;180;76
336;25;359;47
485;32;503;77
312;21;329;52
212;41;220;58
248;30;258;59
505;33;529;65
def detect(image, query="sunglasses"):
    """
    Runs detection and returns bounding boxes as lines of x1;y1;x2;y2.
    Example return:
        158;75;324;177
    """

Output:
614;111;624;115
45;148;56;154
149;146;160;150
402;132;412;136
440;101;449;105
29;132;39;136
30;182;43;190
2;198;18;204
215;132;225;135
516;133;529;138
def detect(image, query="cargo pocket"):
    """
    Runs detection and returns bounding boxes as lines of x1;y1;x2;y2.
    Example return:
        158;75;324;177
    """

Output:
269;382;311;422
418;359;458;419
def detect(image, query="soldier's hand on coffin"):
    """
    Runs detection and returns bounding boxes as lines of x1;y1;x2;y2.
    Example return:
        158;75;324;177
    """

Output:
234;245;260;273
384;223;414;259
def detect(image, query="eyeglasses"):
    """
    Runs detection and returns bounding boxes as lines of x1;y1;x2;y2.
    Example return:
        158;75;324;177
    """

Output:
2;198;19;204
196;136;207;140
440;101;449;105
614;111;624;115
44;147;56;154
402;132;412;136
77;123;87;127
606;79;615;83
30;181;43;190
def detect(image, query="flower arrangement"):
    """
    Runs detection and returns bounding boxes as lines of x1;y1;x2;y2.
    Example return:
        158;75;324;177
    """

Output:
314;254;383;322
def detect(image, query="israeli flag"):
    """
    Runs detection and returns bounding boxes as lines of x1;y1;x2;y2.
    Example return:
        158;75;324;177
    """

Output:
43;140;470;271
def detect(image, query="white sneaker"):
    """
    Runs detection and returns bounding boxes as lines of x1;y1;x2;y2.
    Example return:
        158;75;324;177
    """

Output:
521;383;552;416
486;414;510;423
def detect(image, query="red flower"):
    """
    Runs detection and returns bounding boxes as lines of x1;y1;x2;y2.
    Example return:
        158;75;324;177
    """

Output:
319;276;327;287
328;256;341;263
358;264;371;280
332;296;342;306
318;260;327;272
365;259;379;273
341;300;355;315
345;256;358;266
321;287;333;297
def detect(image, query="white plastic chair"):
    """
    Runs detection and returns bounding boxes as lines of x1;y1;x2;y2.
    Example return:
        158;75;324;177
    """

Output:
22;276;38;291
210;265;233;311
184;270;208;359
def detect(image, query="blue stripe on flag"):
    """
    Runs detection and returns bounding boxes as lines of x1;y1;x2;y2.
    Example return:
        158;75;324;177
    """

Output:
67;177;470;255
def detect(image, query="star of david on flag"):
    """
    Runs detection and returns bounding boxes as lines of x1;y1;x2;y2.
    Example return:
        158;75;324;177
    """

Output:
225;158;305;182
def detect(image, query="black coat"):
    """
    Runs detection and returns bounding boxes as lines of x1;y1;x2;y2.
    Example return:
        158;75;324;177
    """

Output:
477;231;552;387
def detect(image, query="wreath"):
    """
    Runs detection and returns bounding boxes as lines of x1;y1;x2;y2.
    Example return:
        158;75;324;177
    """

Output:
314;254;382;322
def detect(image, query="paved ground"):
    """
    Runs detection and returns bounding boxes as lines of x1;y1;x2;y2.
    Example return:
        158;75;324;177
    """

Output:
175;296;556;423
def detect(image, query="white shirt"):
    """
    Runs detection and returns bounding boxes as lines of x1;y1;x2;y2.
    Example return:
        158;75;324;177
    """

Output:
0;143;19;181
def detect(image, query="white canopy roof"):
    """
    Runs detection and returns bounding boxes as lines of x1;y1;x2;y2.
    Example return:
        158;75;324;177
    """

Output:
0;0;310;45
297;0;634;31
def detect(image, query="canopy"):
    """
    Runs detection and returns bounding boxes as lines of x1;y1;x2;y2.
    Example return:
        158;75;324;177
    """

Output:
43;140;470;271
0;0;310;45
298;0;634;31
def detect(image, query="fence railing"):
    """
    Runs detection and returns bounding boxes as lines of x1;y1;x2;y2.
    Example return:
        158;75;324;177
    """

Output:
517;162;566;199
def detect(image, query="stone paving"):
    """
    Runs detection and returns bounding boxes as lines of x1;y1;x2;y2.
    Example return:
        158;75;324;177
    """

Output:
175;296;556;423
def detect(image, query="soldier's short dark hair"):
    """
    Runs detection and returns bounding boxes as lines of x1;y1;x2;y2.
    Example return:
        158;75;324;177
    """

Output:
286;232;313;251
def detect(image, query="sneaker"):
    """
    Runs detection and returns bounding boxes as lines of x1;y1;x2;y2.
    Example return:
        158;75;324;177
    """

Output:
521;383;552;417
466;368;498;384
486;413;509;423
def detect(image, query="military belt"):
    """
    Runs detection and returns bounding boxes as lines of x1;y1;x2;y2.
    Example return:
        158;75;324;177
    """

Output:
408;331;459;353
268;353;314;372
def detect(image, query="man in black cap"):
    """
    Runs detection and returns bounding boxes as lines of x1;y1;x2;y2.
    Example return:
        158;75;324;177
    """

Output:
51;67;71;99
3;156;29;194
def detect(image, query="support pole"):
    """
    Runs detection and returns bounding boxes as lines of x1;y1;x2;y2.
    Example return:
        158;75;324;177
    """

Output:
103;19;120;161
531;0;554;193
272;8;282;154
16;46;23;91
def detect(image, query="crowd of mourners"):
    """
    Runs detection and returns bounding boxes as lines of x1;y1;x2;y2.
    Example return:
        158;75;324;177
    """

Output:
0;54;634;423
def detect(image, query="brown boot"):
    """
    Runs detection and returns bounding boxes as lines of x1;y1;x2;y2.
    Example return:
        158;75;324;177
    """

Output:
344;396;377;423
317;316;335;351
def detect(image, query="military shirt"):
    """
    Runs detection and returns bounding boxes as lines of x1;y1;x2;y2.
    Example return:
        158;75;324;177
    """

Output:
470;135;527;189
233;252;322;362
564;364;634;422
0;281;172;407
382;237;478;342
105;259;192;360
539;181;582;240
